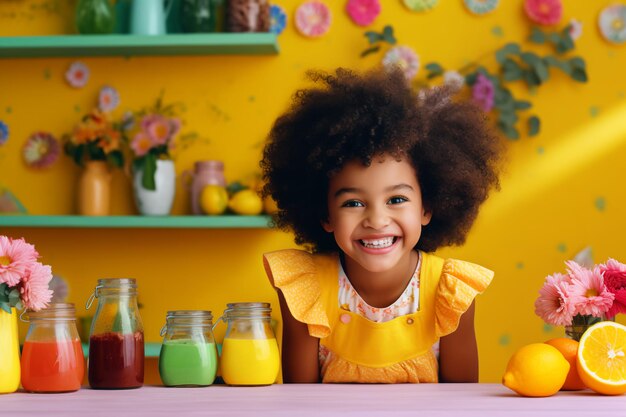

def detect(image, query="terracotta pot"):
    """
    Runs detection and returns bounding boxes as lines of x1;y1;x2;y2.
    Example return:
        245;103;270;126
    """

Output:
78;161;112;216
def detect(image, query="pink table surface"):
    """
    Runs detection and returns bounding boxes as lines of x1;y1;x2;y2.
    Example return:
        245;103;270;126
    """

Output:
0;384;624;417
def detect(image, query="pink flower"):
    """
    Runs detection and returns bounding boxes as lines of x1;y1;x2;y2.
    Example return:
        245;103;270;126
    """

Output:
295;1;332;38
99;86;120;112
524;0;562;26
534;272;576;326
0;236;39;286
19;262;53;311
472;73;495;112
566;260;614;317
382;46;420;80
568;18;583;41
22;131;60;169
598;258;626;318
346;0;381;27
131;132;154;157
65;61;90;88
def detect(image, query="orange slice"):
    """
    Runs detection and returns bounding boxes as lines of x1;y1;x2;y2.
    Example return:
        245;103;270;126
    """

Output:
577;321;626;395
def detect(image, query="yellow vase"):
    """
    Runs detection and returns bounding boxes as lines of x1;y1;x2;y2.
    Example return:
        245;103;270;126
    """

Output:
78;160;112;216
0;308;21;393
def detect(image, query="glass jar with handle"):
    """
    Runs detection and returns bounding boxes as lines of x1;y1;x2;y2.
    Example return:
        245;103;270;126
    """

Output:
159;310;218;386
216;302;279;386
20;303;84;393
86;278;144;389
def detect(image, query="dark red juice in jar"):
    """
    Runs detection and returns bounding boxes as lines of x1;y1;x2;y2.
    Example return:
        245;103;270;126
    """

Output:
88;332;144;389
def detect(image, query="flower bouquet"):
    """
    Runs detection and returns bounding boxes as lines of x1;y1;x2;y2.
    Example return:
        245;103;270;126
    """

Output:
63;108;124;168
124;95;182;191
535;259;626;340
0;235;53;313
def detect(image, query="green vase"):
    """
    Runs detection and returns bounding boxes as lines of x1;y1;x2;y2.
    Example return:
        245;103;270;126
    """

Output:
75;0;116;34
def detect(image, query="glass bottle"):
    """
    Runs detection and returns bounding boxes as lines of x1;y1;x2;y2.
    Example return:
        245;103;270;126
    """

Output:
218;302;279;386
180;0;226;33
20;303;84;393
159;310;218;387
75;0;116;34
86;278;144;389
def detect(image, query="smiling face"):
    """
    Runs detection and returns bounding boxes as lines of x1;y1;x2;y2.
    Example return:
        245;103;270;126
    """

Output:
322;154;431;276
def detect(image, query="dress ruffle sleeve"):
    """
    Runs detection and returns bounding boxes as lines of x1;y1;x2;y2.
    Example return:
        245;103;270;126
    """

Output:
434;259;494;338
263;249;330;338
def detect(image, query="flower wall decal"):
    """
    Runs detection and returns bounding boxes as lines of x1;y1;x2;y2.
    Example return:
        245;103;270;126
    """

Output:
295;1;332;38
22;132;60;169
402;0;438;13
598;4;626;44
270;4;287;35
65;61;90;89
98;86;120;112
346;0;381;27
524;0;562;26
382;45;420;80
464;0;499;16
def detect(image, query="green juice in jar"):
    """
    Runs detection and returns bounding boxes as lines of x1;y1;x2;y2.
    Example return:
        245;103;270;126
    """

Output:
159;340;218;386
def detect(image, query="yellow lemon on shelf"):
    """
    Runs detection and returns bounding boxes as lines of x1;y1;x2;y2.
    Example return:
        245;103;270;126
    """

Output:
228;189;263;215
263;195;279;214
200;185;229;215
577;321;626;395
502;343;570;397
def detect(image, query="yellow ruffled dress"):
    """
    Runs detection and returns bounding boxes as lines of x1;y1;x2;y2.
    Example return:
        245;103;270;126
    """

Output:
263;249;493;383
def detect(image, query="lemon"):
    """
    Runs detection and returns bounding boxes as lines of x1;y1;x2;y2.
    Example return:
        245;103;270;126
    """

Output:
502;343;570;397
228;189;263;215
200;185;229;215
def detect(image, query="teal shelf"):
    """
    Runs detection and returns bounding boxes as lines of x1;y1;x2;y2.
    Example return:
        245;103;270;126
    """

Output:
0;33;278;58
81;342;162;358
0;215;271;228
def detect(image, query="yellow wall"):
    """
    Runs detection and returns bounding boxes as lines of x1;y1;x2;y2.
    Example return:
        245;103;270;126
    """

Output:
1;1;625;383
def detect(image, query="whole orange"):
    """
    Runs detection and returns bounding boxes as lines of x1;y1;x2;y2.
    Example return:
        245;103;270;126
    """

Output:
545;337;586;390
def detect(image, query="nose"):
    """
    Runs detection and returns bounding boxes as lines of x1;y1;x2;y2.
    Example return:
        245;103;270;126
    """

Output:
362;206;390;230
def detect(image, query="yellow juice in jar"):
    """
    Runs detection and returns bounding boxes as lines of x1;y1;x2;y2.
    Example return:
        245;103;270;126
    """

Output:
221;337;279;385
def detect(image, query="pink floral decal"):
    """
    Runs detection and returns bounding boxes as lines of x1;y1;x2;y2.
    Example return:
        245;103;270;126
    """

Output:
65;61;90;88
524;0;562;26
99;85;120;112
382;46;420;81
295;1;332;38
568;18;583;41
346;0;381;27
472;73;495;112
22;132;60;169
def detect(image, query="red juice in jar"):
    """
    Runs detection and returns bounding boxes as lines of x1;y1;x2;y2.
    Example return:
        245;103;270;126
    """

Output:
88;332;144;389
21;339;84;392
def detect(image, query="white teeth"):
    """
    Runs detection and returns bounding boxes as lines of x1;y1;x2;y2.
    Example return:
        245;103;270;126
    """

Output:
361;237;394;248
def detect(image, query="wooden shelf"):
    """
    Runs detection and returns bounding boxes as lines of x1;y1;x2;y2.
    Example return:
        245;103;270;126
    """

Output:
0;215;271;228
0;33;278;58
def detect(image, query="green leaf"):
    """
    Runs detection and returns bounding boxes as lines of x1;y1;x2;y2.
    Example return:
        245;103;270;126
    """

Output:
141;153;157;190
465;72;478;86
74;144;85;166
382;25;396;45
425;62;444;79
569;57;586;70
107;150;124;168
544;56;571;75
498;122;520;140
528;116;541;136
556;34;574;54
8;288;20;304
502;58;523;81
226;181;248;196
529;27;546;44
364;31;383;44
571;67;588;82
495;43;521;64
514;100;532;110
360;45;380;58
0;302;11;314
522;68;541;87
498;111;518;126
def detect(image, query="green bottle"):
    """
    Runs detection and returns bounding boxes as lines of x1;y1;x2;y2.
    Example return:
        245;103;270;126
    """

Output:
75;0;116;34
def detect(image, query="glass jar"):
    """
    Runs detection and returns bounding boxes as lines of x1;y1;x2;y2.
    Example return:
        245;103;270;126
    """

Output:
159;310;218;387
20;303;84;393
565;314;614;341
218;302;279;386
86;278;144;389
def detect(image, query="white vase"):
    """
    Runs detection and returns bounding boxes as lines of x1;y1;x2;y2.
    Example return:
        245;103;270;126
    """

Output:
133;159;176;216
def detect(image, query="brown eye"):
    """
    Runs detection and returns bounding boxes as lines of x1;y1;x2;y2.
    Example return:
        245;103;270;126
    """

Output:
388;196;408;205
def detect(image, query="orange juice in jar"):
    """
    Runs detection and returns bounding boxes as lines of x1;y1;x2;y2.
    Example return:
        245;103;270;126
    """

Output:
218;302;279;386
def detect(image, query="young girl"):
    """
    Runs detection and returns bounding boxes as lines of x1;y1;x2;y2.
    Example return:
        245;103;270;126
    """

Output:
260;68;504;383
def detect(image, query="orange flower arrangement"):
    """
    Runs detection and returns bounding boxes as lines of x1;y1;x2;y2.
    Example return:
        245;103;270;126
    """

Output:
63;109;124;168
